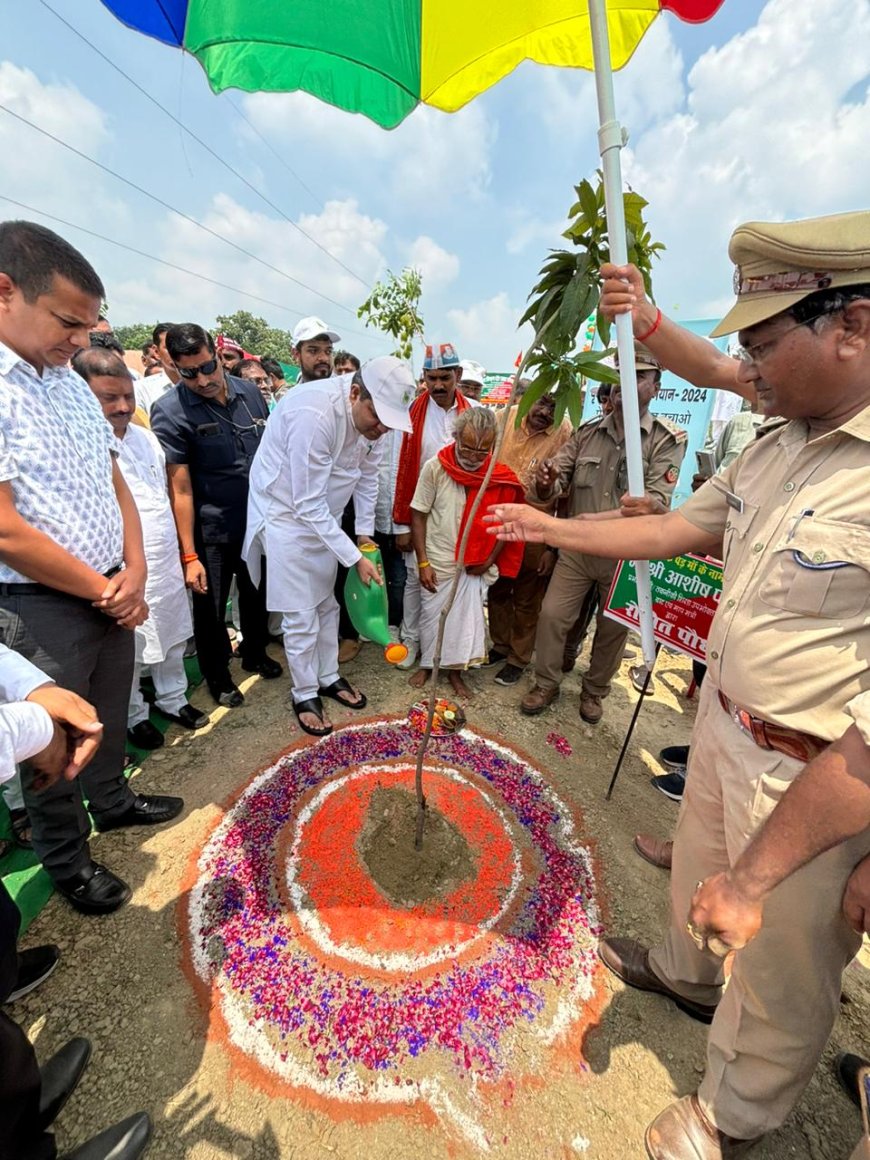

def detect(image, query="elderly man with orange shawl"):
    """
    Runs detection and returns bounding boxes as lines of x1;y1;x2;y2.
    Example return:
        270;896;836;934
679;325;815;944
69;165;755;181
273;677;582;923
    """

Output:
408;407;524;699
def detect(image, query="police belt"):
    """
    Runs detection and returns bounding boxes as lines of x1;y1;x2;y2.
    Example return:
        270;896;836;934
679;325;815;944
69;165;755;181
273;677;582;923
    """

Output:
717;691;828;764
0;564;123;598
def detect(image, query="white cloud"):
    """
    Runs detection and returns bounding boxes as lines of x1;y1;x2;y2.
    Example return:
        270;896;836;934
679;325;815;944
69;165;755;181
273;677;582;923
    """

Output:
446;292;535;373
241;92;496;207
0;61;126;229
505;213;566;256
113;194;388;340
621;0;870;317
406;235;459;290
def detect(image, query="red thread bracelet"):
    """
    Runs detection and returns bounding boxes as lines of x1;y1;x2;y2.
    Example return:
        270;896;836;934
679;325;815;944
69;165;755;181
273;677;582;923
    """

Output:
635;307;662;343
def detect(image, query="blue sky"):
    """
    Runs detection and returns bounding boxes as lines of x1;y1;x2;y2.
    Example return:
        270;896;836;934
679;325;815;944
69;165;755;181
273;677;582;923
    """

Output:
1;0;868;369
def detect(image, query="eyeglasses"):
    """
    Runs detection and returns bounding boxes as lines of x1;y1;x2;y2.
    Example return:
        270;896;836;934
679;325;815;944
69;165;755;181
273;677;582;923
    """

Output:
734;310;835;366
176;357;219;380
457;442;491;459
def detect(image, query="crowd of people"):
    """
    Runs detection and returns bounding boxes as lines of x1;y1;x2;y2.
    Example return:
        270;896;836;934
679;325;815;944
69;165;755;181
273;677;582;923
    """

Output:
0;206;868;1160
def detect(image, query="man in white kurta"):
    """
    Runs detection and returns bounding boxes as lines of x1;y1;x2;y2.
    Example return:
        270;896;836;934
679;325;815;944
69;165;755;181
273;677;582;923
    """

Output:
244;357;414;735
73;349;205;748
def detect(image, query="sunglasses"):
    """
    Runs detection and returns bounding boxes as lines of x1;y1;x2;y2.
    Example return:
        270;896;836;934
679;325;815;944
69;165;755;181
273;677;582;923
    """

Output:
176;357;219;380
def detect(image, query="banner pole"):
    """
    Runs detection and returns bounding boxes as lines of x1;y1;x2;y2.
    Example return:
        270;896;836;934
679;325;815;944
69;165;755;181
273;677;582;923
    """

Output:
605;644;660;800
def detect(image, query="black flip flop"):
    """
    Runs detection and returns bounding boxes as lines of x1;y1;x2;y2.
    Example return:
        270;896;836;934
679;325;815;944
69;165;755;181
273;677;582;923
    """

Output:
292;696;333;737
317;677;367;711
10;808;32;850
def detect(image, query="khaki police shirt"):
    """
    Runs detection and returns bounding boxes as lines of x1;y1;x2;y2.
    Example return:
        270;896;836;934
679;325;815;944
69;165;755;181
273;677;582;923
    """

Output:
679;402;870;743
530;409;687;517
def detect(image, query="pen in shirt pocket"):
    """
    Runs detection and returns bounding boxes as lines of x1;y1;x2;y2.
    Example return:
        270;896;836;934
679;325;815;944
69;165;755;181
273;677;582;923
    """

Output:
787;508;814;542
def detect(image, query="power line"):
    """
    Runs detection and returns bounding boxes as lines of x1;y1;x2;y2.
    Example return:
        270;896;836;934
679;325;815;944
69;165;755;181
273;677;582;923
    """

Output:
0;101;362;319
37;0;369;289
224;95;323;212
0;193;373;340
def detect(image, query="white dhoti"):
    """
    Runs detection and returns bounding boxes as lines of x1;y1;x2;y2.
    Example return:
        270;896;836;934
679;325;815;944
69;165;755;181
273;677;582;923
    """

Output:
419;568;490;670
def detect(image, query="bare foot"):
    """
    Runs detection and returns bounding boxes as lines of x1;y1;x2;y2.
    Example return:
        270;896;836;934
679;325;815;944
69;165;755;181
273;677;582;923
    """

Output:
408;669;431;689
448;671;473;700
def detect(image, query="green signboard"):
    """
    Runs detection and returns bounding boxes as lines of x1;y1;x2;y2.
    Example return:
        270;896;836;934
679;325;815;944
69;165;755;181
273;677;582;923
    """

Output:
603;554;723;662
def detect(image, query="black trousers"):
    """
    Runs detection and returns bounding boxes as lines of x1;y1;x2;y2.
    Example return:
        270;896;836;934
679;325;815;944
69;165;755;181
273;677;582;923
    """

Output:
334;502;359;643
0;591;136;880
0;882;56;1160
373;533;407;628
192;538;270;688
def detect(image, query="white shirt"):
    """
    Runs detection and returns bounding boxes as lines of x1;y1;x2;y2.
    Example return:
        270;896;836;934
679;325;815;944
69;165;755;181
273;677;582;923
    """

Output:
0;340;123;582
0;644;54;785
244;375;383;611
394;395;477;535
134;370;174;416
115;424;192;663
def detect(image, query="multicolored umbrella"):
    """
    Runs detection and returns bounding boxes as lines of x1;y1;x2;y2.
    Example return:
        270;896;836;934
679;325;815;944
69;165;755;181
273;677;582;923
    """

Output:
101;0;726;664
101;1;723;129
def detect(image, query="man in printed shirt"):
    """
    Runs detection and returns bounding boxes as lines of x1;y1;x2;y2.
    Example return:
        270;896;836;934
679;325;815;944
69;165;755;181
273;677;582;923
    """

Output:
488;210;870;1159
0;221;182;916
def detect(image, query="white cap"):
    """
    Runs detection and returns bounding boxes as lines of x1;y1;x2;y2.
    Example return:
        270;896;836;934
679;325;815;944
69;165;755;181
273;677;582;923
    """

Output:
459;359;485;386
360;356;415;433
292;316;341;346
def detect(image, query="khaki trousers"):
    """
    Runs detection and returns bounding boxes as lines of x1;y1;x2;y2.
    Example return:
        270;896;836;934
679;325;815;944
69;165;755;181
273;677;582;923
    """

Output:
532;550;628;696
488;543;550;668
647;680;870;1139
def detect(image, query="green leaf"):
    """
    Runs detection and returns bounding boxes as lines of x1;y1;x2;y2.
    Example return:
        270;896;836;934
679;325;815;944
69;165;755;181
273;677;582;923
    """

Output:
578;179;598;224
515;373;552;420
566;384;582;428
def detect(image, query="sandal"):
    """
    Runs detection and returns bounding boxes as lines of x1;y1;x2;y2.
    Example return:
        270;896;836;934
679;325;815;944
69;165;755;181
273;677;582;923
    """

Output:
10;808;32;850
317;677;367;711
292;696;333;738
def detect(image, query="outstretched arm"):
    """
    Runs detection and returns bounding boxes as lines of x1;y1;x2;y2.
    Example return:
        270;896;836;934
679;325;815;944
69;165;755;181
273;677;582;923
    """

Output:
484;503;721;561
599;262;754;403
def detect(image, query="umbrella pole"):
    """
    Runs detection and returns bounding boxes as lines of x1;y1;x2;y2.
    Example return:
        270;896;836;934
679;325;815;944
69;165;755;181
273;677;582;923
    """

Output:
588;0;657;668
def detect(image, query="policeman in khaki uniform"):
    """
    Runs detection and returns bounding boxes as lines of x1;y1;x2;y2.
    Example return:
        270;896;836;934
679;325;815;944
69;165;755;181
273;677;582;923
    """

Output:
486;209;870;1159
520;342;687;724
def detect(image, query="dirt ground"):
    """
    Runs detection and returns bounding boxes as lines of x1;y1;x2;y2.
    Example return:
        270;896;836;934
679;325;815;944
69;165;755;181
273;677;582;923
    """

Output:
15;638;868;1159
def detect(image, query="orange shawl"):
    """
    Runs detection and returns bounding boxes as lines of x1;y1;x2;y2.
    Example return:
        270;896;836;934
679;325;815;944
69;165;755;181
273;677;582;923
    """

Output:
437;443;526;579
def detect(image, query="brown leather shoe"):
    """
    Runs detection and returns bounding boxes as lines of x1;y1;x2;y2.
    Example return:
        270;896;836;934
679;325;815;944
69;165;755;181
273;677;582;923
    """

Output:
338;639;362;664
520;685;560;715
645;1095;762;1158
634;833;674;870
598;937;719;1024
579;691;603;723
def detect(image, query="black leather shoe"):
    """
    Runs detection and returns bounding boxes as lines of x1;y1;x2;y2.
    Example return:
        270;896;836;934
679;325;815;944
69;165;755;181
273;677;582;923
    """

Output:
207;679;244;708
55;863;131;915
126;720;164;750
241;656;283;679
160;703;209;730
37;1037;92;1131
836;1051;868;1110
7;944;61;1002
95;794;184;833
61;1111;152;1160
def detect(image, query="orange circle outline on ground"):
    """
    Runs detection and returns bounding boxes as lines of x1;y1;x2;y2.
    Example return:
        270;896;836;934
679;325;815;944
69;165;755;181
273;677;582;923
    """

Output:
284;763;524;971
